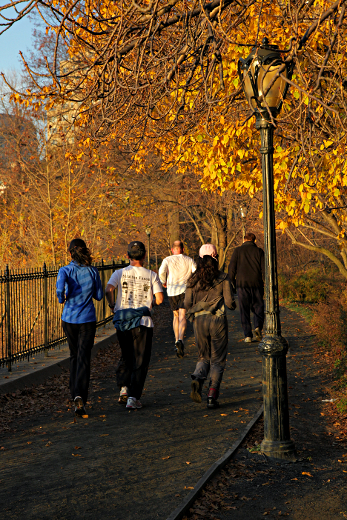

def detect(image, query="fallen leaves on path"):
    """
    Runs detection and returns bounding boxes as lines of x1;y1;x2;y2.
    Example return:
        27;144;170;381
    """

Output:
0;340;121;434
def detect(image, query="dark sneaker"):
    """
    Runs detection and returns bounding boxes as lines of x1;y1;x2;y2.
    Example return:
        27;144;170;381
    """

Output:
190;379;202;403
207;388;219;409
175;340;184;358
74;396;86;416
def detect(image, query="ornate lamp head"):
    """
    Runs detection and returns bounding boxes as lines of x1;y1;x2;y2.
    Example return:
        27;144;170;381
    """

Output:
238;38;291;122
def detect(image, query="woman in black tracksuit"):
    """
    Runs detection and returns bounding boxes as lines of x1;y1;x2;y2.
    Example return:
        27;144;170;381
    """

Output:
184;244;235;409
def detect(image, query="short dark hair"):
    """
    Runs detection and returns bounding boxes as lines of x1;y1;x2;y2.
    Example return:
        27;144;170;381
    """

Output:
172;240;184;250
128;241;146;260
244;232;256;242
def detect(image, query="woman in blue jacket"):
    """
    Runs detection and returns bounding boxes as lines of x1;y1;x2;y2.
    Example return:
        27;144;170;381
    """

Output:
56;239;103;416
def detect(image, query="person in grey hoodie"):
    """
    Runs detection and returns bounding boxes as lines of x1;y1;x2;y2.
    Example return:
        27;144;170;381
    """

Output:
184;244;235;409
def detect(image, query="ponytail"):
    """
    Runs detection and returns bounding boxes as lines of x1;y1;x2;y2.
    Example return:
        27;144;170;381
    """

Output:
68;238;92;266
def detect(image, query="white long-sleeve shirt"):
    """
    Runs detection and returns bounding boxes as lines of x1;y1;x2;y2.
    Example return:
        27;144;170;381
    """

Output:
159;254;196;296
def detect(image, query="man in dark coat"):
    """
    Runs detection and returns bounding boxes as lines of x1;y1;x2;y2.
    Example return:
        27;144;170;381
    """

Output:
228;232;264;342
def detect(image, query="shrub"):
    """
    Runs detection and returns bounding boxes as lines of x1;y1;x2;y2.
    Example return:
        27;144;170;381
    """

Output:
278;268;330;303
311;298;347;353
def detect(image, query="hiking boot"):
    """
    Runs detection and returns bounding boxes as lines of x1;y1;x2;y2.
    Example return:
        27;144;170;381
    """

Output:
126;397;142;409
74;396;86;416
207;388;219;409
175;340;184;358
190;379;203;403
244;337;252;343
254;328;262;341
118;386;128;404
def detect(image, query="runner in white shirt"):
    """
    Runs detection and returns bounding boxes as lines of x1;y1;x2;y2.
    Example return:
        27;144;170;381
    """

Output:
106;241;163;409
159;240;196;358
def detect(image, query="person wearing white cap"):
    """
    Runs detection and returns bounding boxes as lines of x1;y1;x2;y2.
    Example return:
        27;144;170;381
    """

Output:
184;244;235;409
159;240;196;358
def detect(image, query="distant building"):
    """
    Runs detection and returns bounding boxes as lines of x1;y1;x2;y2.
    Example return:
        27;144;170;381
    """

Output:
47;59;82;148
0;113;37;168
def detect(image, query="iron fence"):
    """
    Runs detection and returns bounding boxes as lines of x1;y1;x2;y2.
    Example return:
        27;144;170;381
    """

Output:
0;260;128;371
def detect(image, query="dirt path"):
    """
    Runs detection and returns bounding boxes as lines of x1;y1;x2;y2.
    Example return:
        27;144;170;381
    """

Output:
0;301;263;520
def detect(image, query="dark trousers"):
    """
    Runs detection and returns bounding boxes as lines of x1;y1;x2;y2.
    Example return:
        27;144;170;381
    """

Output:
237;287;264;338
62;320;96;405
192;314;228;395
116;326;153;400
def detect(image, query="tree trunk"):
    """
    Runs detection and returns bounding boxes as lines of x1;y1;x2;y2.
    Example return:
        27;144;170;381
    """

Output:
168;203;180;245
285;228;347;280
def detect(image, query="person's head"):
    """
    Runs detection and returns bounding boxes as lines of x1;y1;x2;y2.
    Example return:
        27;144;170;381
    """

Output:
127;241;146;261
244;232;256;243
68;238;92;266
199;243;218;260
171;240;184;255
187;244;219;290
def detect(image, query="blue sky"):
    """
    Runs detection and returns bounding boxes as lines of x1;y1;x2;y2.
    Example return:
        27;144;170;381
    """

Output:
0;15;36;74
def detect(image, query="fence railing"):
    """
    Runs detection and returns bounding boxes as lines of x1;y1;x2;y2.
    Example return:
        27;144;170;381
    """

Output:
0;260;128;371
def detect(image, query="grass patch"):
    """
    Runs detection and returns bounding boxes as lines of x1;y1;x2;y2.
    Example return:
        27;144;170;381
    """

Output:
280;299;314;323
336;397;347;415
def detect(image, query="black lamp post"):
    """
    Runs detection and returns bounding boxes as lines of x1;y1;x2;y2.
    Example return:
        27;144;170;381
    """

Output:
238;38;296;460
145;226;151;270
240;205;247;241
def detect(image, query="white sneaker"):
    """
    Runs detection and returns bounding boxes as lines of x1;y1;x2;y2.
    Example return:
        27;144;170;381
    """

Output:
118;386;128;404
126;397;142;409
244;337;252;343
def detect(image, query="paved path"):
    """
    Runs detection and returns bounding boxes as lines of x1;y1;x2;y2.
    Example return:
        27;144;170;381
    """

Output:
0;301;263;520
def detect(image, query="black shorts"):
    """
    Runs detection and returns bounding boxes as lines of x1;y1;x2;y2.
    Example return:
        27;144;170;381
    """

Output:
168;293;185;311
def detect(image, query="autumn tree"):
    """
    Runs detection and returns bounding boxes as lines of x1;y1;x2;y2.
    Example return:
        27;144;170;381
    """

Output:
2;1;347;275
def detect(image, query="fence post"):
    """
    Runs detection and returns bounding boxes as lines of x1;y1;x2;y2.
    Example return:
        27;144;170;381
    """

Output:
101;259;106;323
5;265;11;372
43;262;48;357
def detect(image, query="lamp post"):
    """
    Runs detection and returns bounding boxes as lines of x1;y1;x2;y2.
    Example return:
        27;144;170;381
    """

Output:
240;205;247;241
145;227;151;270
238;38;296;461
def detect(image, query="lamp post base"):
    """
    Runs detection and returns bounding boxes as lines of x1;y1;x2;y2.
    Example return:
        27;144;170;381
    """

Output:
261;439;297;461
259;333;297;462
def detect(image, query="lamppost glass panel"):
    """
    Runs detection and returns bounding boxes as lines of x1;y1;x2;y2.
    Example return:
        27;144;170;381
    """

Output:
257;65;288;108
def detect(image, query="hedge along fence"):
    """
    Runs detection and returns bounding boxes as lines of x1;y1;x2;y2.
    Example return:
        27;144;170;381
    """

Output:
0;260;127;371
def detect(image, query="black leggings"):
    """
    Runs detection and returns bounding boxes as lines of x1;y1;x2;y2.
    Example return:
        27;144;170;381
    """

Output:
62;320;96;404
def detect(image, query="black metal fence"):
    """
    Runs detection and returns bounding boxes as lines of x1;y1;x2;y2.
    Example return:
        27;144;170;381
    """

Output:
0;260;127;371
